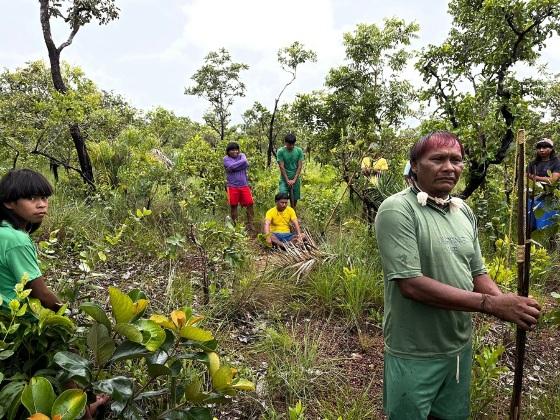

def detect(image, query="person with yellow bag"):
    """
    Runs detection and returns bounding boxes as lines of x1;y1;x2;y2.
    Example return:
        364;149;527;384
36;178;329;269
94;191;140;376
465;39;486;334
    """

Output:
361;156;389;186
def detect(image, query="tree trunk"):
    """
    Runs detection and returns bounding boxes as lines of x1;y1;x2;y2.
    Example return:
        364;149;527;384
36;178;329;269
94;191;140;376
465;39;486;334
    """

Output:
39;0;95;186
267;99;279;167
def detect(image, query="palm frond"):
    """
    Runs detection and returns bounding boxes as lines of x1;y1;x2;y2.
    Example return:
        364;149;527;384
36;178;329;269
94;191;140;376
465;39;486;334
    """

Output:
264;228;337;283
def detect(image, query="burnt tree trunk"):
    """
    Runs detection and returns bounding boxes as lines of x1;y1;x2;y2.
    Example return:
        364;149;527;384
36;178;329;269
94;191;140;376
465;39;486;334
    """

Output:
39;0;95;186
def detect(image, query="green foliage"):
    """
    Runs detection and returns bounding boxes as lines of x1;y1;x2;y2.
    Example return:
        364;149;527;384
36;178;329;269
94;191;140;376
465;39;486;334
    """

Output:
417;0;560;196
257;324;336;406
185;48;249;141
65;288;255;418
0;276;75;419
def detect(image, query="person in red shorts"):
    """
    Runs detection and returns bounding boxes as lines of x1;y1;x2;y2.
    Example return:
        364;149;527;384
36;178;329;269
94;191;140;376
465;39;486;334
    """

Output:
223;142;254;230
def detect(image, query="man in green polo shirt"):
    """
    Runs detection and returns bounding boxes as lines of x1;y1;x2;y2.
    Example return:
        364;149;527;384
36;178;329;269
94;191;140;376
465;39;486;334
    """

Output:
277;133;304;208
375;131;541;420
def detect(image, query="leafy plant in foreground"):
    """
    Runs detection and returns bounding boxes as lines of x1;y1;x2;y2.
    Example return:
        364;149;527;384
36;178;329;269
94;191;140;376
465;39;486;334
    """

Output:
72;286;255;418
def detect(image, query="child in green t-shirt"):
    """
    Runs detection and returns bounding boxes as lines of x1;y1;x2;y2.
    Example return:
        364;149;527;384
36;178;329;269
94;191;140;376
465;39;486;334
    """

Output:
0;169;61;310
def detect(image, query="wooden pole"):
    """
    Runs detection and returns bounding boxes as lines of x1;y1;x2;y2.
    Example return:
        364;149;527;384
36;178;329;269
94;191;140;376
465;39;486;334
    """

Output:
510;129;531;420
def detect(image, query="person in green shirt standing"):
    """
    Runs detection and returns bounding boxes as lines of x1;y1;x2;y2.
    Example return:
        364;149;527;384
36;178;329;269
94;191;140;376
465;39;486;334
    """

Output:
375;131;541;420
277;133;304;209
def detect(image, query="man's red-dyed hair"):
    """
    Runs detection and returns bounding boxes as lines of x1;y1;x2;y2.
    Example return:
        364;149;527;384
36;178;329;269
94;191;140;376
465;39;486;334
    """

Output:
409;131;464;164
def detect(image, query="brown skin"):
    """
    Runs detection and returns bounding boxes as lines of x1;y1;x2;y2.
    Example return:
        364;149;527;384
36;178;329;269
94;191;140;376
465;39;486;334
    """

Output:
527;146;560;184
404;144;541;330
278;142;303;209
264;199;304;248
4;197;62;310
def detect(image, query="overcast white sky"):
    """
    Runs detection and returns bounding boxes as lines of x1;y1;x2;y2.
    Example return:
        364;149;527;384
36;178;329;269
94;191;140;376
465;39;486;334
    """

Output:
1;0;559;124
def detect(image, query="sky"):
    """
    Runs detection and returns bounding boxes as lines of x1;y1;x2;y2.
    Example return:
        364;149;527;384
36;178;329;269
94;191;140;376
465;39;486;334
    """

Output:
1;0;559;124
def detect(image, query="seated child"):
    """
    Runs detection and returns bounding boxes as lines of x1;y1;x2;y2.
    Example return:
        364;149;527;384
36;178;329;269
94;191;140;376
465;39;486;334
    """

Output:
264;192;305;249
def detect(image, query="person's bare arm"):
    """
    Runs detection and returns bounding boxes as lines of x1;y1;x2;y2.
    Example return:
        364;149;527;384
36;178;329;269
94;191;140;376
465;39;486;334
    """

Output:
264;219;272;244
527;171;560;184
291;218;303;237
293;159;303;183
397;275;541;330
278;161;291;184
26;277;62;311
473;273;502;296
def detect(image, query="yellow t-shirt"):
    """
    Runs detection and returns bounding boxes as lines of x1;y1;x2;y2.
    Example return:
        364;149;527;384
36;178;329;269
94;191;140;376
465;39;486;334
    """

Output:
265;206;297;233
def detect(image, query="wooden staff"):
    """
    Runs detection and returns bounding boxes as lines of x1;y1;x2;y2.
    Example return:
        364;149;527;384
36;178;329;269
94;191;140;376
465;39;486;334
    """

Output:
510;129;531;420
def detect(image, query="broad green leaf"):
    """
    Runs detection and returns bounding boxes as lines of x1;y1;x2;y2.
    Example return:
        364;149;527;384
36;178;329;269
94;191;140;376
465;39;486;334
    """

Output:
93;377;133;402
16;303;27;317
53;352;92;384
109;287;135;324
110;341;151;362
51;389;87;420
0;350;14;360
80;302;111;331
21;377;55;415
39;314;75;332
212;366;234;391
114;323;143;343
0;380;26;420
87;323;116;366
0;371;3;384
179;326;214;342
147;363;171;378
231;378;255;391
137;319;166;351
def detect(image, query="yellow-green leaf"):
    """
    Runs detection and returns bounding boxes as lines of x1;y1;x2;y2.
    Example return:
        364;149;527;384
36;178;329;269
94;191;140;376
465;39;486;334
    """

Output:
179;326;213;342
149;314;175;329
231;378;255;391
212;366;234;391
207;352;220;376
21;376;56;415
108;287;135;324
51;389;87;420
114;323;143;343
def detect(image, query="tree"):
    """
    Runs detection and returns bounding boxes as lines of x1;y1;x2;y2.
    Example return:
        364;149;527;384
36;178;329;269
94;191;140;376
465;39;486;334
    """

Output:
266;42;316;166
185;48;248;142
0;61;117;180
242;101;271;153
39;0;119;186
417;0;560;198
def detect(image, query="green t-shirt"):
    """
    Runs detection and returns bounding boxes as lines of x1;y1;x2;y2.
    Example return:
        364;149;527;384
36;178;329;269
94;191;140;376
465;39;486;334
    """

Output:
375;188;486;359
0;221;41;304
277;146;304;178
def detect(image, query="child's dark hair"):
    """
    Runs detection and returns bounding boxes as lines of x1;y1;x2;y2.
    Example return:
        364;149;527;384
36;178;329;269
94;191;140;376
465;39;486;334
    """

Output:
275;192;289;202
226;142;240;154
0;169;53;233
284;133;296;144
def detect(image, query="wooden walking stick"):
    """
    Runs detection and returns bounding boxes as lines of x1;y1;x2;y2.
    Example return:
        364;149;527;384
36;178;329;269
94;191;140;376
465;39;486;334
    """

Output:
510;129;531;420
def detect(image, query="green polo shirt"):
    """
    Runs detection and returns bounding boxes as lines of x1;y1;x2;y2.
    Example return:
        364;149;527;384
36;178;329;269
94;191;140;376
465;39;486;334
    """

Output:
375;188;487;359
0;221;41;305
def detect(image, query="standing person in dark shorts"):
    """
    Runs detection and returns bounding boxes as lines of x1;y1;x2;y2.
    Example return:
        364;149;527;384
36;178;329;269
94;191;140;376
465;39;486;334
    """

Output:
527;138;560;231
375;131;541;420
223;142;254;230
277;133;304;209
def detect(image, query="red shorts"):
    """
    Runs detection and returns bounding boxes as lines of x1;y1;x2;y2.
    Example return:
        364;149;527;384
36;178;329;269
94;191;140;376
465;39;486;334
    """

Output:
227;186;254;206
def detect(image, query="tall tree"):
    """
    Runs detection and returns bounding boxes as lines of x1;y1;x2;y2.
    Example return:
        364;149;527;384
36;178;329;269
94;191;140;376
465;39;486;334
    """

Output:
266;42;316;166
185;48;248;142
39;0;119;186
417;0;560;198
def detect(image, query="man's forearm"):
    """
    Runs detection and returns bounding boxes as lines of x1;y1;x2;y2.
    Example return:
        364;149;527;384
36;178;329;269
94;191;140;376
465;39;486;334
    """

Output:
473;273;502;296
397;276;485;312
